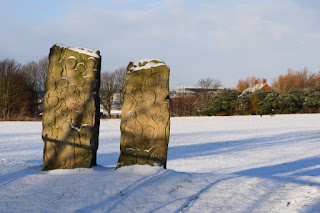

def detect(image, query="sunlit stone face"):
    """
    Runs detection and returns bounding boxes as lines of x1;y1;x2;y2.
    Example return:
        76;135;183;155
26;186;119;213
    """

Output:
117;59;170;169
42;44;101;170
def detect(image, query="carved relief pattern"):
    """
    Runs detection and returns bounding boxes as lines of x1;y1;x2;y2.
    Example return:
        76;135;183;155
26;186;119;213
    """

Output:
117;59;170;168
42;45;101;170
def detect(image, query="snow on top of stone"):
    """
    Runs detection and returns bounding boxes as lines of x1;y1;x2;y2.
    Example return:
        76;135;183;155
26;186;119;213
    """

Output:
129;58;166;72
55;44;100;58
55;43;68;49
70;47;100;58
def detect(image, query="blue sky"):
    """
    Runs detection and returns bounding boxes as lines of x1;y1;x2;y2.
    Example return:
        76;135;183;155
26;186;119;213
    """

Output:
1;0;320;88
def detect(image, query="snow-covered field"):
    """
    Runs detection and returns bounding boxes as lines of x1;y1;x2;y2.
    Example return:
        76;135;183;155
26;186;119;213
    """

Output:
1;114;320;212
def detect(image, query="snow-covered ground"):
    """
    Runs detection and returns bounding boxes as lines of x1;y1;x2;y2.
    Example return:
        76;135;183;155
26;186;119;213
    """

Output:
1;114;320;212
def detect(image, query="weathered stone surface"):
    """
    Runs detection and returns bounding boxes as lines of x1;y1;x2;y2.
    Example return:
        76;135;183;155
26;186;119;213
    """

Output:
117;59;170;168
42;44;101;170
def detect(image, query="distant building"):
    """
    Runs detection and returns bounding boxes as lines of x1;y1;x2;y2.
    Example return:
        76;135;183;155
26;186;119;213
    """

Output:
111;93;122;110
240;79;272;96
169;86;224;116
100;104;108;116
100;92;122;117
170;86;223;98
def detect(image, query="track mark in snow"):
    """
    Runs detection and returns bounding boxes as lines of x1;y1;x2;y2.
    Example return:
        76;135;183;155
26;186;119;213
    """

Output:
178;176;234;212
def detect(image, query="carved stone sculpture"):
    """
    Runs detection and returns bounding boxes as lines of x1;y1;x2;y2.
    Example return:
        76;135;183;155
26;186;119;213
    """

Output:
117;59;170;168
42;44;101;170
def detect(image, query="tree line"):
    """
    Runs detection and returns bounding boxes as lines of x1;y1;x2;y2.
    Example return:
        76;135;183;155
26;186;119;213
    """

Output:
203;88;320;116
204;68;320;116
1;57;320;120
0;58;48;120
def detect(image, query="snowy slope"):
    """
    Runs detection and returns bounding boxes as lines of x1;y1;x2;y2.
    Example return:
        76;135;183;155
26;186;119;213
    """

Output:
1;114;320;212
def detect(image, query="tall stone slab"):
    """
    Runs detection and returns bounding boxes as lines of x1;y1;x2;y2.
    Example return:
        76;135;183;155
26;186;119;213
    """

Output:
117;59;170;168
42;44;101;170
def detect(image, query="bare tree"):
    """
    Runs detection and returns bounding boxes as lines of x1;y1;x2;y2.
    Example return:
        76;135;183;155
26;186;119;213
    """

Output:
0;57;49;119
21;57;48;93
196;77;222;112
100;72;116;118
0;59;21;119
22;60;48;116
170;94;197;116
0;59;35;119
271;68;320;93
22;61;39;90
114;67;126;104
198;77;222;89
37;56;49;91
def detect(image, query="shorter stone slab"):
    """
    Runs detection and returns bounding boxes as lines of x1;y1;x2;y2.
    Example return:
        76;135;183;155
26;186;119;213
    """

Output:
117;59;170;168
